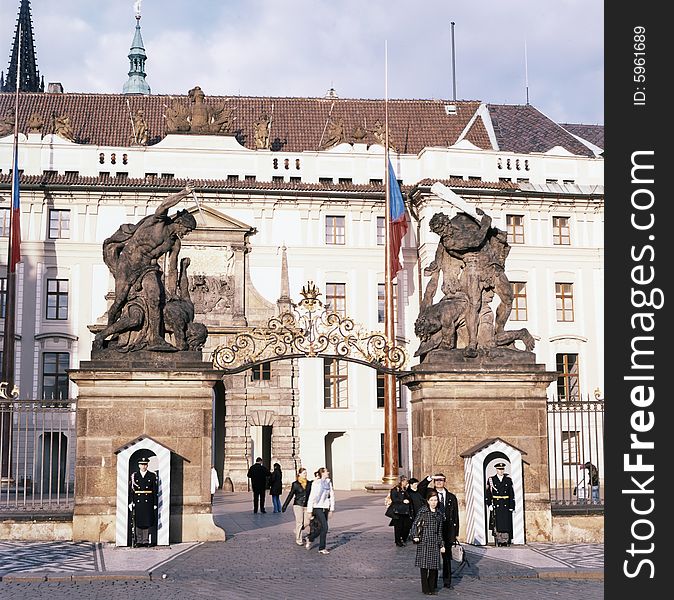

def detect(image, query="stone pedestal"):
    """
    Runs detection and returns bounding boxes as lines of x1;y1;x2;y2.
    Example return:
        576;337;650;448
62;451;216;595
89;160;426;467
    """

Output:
68;353;226;543
400;355;556;542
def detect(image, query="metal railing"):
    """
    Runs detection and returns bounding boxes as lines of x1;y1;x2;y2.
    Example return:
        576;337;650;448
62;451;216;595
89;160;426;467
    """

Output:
0;399;76;513
547;395;604;512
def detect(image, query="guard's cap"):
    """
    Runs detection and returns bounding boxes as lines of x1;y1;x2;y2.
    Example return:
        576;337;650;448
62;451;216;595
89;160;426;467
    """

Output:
138;457;150;465
494;462;506;468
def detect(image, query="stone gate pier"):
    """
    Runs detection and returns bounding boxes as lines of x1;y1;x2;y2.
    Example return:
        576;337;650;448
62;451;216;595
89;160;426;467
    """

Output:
68;353;226;543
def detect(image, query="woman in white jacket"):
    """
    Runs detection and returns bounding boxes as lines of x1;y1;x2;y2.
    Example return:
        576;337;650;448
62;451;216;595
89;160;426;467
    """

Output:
305;467;335;554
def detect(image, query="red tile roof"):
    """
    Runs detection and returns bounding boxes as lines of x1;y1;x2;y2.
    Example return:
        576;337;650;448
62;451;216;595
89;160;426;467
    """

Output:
0;91;601;157
560;123;604;150
487;104;597;157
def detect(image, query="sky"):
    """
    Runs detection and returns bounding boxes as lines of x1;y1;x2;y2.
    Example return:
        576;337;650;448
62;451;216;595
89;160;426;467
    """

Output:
0;0;603;125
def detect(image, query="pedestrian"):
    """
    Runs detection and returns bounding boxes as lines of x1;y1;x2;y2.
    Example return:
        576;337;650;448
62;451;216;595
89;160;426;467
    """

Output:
305;467;335;554
585;462;600;503
388;475;413;546
128;457;159;547
485;462;515;546
269;462;283;513
410;490;446;596
418;473;459;589
210;465;219;503
246;457;271;514
407;477;426;520
282;467;313;545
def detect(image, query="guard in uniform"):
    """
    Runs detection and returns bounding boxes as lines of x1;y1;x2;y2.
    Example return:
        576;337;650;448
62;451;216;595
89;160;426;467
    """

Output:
128;457;159;547
485;462;515;546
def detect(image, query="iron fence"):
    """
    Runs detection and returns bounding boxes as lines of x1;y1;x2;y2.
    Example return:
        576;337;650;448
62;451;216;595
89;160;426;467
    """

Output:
0;399;76;513
547;395;604;512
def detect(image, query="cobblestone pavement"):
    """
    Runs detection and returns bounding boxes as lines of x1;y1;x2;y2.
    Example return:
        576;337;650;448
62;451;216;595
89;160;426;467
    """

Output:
0;491;604;599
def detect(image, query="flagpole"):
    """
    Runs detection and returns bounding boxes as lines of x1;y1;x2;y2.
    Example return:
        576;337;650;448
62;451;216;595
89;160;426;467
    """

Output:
1;24;22;481
382;40;398;486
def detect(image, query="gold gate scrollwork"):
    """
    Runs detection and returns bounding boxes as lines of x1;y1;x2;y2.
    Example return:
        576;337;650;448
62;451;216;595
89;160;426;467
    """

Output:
211;281;408;374
0;381;19;400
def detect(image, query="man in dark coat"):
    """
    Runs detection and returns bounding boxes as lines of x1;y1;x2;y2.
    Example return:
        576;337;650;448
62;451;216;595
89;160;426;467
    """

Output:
485;462;515;546
128;457;159;547
418;472;460;589
247;457;271;514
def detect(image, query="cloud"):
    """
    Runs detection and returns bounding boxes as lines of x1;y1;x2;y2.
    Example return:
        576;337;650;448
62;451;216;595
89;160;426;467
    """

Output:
0;0;603;123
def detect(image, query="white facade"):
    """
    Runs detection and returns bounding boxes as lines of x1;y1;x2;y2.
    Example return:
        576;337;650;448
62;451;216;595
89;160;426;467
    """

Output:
1;112;604;490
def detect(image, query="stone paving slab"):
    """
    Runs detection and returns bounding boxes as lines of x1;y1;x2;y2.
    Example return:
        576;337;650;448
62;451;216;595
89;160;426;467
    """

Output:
0;490;604;598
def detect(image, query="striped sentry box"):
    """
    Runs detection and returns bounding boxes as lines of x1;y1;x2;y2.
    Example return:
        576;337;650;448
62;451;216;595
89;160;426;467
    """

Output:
115;437;172;546
463;439;524;546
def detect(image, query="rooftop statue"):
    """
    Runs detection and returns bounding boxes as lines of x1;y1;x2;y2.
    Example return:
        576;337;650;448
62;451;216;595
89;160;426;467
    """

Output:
164;86;236;135
415;184;534;362
93;186;207;353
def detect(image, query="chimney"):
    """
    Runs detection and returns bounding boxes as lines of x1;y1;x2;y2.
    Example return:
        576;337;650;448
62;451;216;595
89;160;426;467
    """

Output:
47;82;64;93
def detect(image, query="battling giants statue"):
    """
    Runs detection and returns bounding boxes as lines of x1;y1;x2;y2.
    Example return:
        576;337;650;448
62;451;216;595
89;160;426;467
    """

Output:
93;185;208;353
415;183;534;362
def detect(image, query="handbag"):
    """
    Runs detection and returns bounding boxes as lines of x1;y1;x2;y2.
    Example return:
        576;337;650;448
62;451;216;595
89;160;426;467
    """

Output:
412;517;424;543
385;504;397;519
451;540;465;563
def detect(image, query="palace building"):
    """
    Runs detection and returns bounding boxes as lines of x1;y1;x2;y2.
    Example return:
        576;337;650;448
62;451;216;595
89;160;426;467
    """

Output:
1;1;603;495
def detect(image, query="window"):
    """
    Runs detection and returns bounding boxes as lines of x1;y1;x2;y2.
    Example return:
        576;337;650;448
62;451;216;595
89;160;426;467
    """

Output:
49;209;71;239
511;282;528;321
251;362;271;381
0;208;8;236
42;352;70;403
561;430;580;465
377;282;398;324
46;278;69;320
244;175;256;182
553;216;571;245
555;283;574;321
338;177;352;184
376;217;385;245
506;214;524;244
370;178;383;185
556;353;580;401
376;372;402;409
227;174;239;182
380;433;403;467
290;176;301;183
272;175;284;183
0;277;6;319
325;283;346;315
319;177;333;185
323;358;348;408
325;216;345;245
160;173;174;179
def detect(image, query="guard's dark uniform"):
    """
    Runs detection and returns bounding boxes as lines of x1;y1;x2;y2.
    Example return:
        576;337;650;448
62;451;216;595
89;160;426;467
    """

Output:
129;461;158;547
485;466;515;546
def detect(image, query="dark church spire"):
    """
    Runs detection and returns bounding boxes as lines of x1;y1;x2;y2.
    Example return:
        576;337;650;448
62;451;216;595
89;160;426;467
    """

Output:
1;0;44;92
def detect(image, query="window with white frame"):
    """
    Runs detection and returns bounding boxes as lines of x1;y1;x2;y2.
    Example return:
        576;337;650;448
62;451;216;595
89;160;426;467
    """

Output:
325;215;345;245
555;282;575;321
377;282;398;324
552;216;571;245
511;281;527;321
506;214;525;244
323;358;348;408
556;353;580;401
326;282;346;316
46;278;69;320
49;209;71;239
